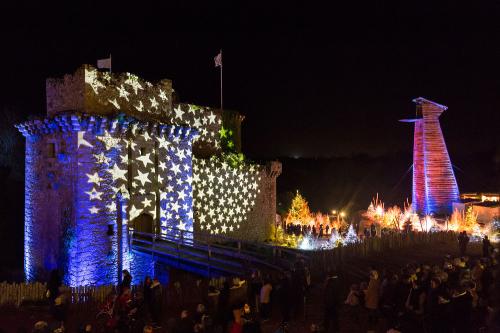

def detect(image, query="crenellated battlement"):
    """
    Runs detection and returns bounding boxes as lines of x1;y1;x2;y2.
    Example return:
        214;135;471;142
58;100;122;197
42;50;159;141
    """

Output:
16;113;197;142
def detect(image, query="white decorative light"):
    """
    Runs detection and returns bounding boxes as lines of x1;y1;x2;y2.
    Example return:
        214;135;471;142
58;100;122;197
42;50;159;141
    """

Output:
78;131;93;149
193;156;261;234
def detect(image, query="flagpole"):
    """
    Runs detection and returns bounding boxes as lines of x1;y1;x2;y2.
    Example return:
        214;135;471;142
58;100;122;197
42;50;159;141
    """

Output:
220;49;223;112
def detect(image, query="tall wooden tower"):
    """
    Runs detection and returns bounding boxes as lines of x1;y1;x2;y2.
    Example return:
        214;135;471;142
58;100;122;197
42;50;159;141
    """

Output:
401;97;459;215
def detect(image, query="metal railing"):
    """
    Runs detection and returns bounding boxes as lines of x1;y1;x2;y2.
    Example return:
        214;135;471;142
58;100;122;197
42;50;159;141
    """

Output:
129;226;308;275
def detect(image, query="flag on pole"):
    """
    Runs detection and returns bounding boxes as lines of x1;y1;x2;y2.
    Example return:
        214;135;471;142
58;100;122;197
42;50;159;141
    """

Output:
214;51;222;68
97;55;112;70
214;50;223;111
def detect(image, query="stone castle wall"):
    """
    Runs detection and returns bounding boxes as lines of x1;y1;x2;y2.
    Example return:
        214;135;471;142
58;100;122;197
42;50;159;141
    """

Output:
24;131;77;282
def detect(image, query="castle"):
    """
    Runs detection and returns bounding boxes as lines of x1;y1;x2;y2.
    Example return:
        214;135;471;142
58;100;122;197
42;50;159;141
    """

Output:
17;65;281;286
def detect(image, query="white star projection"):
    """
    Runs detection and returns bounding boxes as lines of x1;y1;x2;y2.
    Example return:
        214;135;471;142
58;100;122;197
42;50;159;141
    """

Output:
98;131;121;150
82;67;223;154
192;156;261;235
78;120;195;239
107;163;128;182
117;85;130;101
94;152;111;165
125;73;143;94
135;170;151;186
109;98;120;109
159;89;168;101
78;131;93;149
83;67;172;121
84;69;105;94
168;104;223;152
87;172;102;185
174;105;185;120
154;132;195;236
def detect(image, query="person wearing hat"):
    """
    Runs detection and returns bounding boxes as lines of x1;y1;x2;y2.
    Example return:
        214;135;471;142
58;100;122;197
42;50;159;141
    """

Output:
33;321;49;333
451;283;473;333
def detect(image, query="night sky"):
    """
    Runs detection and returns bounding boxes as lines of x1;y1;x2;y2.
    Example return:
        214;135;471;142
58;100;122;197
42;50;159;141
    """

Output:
1;2;498;158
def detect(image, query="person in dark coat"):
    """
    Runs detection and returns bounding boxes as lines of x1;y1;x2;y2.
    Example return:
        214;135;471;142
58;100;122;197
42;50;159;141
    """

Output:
120;270;132;295
174;310;194;333
318;224;324;239
217;281;232;332
150;277;163;327
323;270;342;332
451;284;473;333
426;277;451;333
276;272;291;323
47;269;62;308
143;276;153;318
249;271;262;313
291;262;306;320
370;224;377;237
458;231;470;257
482;236;493;258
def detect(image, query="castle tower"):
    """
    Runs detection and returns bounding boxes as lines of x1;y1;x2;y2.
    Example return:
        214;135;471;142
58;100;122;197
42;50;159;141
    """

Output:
401;97;459;215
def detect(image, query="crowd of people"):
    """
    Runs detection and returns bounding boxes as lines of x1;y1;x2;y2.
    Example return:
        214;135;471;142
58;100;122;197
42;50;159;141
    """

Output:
284;222;381;240
28;260;316;333
285;223;347;239
332;236;499;332
18;234;500;333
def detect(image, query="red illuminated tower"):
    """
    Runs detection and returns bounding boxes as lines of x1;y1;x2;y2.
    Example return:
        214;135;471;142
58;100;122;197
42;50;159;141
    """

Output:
401;98;460;215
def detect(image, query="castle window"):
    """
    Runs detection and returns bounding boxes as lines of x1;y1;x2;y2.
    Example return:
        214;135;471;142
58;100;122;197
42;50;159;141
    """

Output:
140;147;146;155
47;143;55;158
107;224;114;236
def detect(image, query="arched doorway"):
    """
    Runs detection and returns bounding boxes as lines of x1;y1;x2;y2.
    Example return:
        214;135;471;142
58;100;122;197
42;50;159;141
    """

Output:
131;213;154;234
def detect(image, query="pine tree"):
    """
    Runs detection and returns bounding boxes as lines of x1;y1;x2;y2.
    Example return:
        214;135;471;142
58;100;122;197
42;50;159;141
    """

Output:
343;224;359;244
286;191;312;225
463;206;477;231
274;225;285;244
330;228;342;247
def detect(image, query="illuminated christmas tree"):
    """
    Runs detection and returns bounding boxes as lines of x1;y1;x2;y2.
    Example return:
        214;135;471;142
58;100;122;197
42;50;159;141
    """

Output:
329;228;342;247
343;224;359;244
286;191;312;225
271;224;286;244
463;206;478;231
